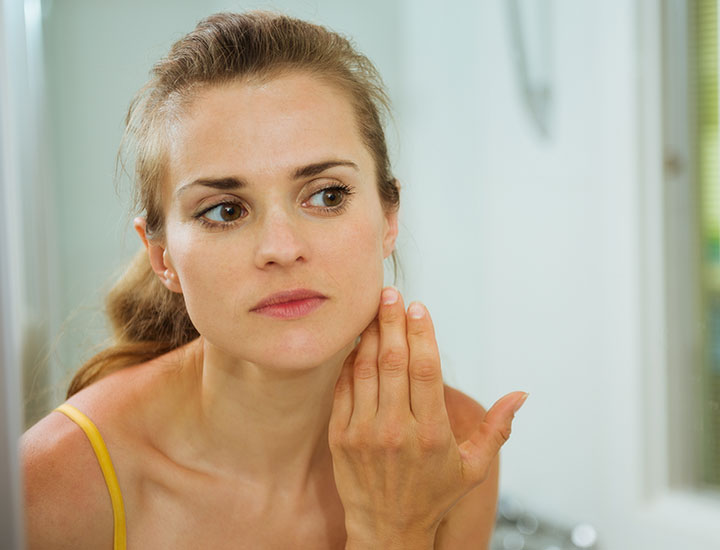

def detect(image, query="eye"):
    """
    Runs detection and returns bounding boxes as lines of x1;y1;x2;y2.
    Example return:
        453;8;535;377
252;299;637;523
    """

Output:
306;185;353;209
202;202;247;223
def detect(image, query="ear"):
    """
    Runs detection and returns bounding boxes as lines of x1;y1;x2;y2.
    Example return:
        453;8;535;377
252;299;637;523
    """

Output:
133;217;183;294
382;208;399;259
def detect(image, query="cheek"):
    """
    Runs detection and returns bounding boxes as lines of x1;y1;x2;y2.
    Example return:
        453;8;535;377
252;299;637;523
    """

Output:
324;218;387;319
164;225;244;329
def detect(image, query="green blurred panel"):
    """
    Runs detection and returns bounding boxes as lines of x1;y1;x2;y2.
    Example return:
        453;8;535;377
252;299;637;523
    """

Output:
697;0;720;488
701;131;719;263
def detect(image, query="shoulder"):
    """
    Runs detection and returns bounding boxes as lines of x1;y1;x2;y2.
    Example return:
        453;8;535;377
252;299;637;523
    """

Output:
21;409;115;549
22;345;198;549
437;384;500;550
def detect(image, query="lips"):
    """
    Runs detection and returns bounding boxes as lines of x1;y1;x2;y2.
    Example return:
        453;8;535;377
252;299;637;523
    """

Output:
250;288;327;311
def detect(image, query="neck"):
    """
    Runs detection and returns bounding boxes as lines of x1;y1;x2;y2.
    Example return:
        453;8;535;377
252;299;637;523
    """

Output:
175;337;353;497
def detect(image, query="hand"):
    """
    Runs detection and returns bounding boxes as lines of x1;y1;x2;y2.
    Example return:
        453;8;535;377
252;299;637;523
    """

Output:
328;287;527;550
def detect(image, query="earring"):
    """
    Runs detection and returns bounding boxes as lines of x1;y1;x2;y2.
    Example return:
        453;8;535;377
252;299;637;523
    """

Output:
164;269;176;282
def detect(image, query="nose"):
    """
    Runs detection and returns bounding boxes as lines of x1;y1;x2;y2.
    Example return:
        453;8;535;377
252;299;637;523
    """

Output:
253;208;309;269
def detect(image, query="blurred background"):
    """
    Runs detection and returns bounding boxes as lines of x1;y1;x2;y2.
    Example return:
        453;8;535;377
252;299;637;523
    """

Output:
2;0;720;548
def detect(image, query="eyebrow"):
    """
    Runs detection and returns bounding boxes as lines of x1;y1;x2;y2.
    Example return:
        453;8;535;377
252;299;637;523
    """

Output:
292;160;358;179
175;160;359;197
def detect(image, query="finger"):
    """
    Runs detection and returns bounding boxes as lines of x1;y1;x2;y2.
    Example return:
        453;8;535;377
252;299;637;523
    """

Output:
377;286;410;418
351;319;381;421
329;348;358;436
406;301;446;423
458;391;528;485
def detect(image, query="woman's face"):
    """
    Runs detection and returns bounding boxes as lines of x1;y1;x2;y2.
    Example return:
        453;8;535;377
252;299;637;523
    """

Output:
156;73;397;370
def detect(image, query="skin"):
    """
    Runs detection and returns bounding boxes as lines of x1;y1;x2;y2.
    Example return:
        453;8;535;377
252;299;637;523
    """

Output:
21;73;525;549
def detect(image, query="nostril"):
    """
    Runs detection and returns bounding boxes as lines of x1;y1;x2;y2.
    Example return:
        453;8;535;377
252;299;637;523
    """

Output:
254;233;308;268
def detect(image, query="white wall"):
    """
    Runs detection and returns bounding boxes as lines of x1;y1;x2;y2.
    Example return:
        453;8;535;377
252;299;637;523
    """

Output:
31;1;720;549
396;1;718;549
398;0;623;524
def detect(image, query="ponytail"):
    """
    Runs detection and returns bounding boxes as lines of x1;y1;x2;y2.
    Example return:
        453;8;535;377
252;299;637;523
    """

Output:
66;249;198;397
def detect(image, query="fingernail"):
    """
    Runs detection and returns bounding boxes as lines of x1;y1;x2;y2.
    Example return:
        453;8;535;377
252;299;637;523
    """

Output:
382;287;398;305
408;301;425;319
513;392;529;414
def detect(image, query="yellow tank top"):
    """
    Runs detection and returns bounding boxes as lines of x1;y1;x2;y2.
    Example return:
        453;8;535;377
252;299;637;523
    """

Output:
54;403;127;550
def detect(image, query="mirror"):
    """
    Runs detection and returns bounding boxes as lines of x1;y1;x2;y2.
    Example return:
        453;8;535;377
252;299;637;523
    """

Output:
3;1;719;549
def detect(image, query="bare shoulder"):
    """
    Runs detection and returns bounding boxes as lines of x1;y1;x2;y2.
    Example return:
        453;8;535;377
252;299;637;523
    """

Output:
21;409;115;550
22;342;201;549
438;384;499;550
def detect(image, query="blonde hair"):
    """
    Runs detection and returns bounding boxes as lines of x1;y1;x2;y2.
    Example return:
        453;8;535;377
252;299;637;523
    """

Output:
67;11;400;397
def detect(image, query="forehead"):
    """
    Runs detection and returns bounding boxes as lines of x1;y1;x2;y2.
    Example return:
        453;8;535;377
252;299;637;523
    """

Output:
167;73;372;188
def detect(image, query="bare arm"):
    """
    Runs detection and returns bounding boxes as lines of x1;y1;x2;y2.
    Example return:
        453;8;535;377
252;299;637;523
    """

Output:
22;411;113;550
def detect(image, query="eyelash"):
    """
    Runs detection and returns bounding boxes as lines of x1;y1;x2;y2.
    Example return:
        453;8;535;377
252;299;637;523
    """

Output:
193;183;356;231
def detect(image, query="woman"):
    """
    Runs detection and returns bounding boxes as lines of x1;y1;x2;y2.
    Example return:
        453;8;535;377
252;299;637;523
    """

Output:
22;11;527;549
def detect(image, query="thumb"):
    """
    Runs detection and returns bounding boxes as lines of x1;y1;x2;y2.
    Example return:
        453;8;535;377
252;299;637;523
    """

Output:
457;391;528;485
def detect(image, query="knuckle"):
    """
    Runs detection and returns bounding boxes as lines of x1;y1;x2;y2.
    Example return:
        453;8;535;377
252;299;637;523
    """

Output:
378;347;407;373
334;375;352;394
353;357;378;381
494;425;512;447
416;421;450;452
378;430;405;453
409;357;439;382
343;349;358;366
328;428;347;451
377;425;406;450
407;320;430;337
345;425;372;449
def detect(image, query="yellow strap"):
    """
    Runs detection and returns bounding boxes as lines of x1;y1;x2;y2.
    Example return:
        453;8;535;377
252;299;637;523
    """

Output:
54;403;127;550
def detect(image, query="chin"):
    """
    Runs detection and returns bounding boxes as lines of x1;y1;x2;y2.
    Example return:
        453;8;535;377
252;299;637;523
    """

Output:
250;293;380;365
253;325;359;371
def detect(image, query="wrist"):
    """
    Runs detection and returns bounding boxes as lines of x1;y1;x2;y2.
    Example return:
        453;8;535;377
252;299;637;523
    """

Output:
344;525;436;550
345;536;434;550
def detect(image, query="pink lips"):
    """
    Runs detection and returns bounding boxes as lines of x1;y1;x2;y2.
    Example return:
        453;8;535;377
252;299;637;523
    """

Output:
250;289;327;319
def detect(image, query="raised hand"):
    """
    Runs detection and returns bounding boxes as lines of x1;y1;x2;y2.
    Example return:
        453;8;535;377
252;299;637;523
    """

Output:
328;287;527;550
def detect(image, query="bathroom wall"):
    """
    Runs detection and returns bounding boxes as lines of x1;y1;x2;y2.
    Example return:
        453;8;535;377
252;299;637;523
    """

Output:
33;1;720;549
396;1;718;549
